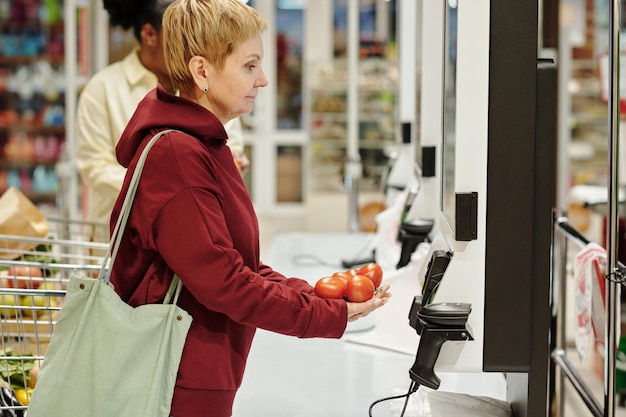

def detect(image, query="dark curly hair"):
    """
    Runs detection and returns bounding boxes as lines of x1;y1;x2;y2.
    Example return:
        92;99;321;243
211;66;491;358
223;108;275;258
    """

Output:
102;0;174;41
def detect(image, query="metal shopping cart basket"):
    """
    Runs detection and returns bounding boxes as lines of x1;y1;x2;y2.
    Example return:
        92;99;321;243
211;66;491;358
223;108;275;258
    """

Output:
0;217;108;416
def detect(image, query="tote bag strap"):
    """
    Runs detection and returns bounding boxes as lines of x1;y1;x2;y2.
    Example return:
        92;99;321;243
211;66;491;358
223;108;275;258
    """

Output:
98;129;183;304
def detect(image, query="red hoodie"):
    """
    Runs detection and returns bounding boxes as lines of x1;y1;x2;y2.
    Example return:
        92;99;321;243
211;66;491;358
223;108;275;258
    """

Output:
110;86;348;417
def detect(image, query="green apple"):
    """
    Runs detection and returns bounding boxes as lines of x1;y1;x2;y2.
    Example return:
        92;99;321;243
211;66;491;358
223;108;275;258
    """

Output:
0;294;19;318
20;294;49;318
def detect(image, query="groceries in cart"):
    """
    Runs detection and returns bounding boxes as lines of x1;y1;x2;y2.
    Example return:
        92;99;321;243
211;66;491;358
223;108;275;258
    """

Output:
0;188;108;415
0;348;36;408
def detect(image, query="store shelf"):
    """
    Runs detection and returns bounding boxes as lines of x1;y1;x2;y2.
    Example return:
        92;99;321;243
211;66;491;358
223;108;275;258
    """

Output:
307;58;397;193
0;0;67;206
568;58;609;185
0;124;64;134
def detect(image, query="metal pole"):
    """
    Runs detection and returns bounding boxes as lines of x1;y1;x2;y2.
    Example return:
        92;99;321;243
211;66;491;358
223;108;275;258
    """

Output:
554;213;569;416
605;1;621;416
556;17;572;212
345;0;361;233
346;0;359;163
63;0;78;222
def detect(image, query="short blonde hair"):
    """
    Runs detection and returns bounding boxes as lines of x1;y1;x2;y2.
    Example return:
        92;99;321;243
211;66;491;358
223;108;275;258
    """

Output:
162;0;267;92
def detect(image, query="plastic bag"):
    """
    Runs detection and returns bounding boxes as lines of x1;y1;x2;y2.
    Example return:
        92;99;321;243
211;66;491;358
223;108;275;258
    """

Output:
573;242;606;360
391;389;512;417
374;192;404;270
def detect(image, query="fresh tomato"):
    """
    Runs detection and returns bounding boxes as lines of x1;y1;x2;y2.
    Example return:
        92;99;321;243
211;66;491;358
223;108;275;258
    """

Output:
357;262;383;288
345;268;359;277
345;274;376;302
331;271;352;283
314;277;347;299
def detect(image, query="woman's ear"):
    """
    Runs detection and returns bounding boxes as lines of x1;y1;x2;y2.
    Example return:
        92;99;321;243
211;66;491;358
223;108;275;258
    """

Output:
188;56;209;92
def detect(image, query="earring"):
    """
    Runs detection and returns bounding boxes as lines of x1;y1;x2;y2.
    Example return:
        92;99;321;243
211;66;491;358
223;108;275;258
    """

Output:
203;87;208;93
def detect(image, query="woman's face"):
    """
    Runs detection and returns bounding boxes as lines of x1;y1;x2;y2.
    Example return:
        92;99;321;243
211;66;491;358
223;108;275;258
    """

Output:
206;34;269;122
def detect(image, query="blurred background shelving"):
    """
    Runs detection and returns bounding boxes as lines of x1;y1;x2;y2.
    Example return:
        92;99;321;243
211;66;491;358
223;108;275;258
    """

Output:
308;58;397;193
0;0;68;208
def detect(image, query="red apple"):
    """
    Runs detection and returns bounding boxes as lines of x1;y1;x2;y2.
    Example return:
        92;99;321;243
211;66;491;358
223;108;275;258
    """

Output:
7;266;43;289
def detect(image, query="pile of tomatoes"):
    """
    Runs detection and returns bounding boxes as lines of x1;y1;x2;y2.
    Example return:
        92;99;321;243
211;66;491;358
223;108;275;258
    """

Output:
314;262;383;302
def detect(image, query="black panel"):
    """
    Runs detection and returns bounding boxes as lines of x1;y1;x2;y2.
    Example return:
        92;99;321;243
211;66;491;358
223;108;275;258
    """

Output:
402;122;411;144
503;59;555;417
421;146;436;178
455;192;478;241
485;2;554;417
484;0;538;373
527;58;556;417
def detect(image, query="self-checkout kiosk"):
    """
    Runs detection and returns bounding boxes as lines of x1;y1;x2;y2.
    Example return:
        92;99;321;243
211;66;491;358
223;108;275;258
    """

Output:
408;1;556;416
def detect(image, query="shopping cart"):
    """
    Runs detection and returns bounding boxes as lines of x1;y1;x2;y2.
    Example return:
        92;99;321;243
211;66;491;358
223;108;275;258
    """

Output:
0;217;108;416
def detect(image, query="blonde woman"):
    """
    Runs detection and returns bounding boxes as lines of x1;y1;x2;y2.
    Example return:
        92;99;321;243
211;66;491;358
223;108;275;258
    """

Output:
108;1;391;416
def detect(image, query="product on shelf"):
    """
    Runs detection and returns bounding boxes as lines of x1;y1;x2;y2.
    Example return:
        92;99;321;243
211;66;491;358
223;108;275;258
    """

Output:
308;58;397;192
0;2;66;205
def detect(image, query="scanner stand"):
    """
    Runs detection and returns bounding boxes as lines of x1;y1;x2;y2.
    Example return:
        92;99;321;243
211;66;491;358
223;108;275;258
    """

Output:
407;249;473;391
408;299;473;390
396;219;434;269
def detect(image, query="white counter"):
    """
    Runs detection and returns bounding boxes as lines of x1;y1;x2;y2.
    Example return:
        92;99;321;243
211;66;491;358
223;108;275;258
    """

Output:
232;233;508;417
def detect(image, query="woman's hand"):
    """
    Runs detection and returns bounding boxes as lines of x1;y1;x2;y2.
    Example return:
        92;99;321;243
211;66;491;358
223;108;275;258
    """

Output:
346;283;391;322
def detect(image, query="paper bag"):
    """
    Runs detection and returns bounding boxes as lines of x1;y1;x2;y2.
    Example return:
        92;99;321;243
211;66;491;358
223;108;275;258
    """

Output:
0;187;48;259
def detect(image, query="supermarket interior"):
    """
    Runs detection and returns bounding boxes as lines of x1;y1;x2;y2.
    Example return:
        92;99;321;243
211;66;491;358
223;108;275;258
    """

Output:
0;0;626;416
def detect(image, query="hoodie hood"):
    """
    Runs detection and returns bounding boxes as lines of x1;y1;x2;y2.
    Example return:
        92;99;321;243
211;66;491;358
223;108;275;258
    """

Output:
116;84;229;168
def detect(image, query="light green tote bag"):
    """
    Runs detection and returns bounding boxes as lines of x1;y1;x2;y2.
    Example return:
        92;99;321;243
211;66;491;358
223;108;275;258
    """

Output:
26;130;192;417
